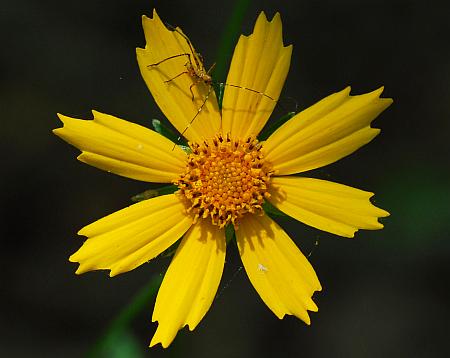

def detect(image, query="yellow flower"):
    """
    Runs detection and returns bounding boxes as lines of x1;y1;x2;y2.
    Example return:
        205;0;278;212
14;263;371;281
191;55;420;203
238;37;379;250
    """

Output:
53;10;392;348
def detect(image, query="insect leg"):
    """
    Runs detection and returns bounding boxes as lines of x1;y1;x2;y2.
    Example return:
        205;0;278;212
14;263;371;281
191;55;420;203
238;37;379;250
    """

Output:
164;70;189;84
172;84;213;150
147;53;191;67
189;81;200;101
165;24;202;70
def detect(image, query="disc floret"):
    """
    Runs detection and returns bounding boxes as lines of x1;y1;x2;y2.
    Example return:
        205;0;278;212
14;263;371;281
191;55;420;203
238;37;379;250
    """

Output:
174;134;273;228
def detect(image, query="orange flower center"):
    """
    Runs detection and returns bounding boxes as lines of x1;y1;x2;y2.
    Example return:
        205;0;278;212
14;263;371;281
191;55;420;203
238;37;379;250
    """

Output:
174;134;273;228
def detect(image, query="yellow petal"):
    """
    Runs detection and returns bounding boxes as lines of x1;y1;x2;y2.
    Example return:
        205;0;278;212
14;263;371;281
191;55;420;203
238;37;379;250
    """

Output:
150;220;225;348
53;111;187;183
70;194;192;276
222;12;292;139
136;9;221;143
236;214;321;324
269;176;390;238
264;87;393;175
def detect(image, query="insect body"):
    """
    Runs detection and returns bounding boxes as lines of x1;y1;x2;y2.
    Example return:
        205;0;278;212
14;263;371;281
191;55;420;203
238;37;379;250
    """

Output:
148;36;214;102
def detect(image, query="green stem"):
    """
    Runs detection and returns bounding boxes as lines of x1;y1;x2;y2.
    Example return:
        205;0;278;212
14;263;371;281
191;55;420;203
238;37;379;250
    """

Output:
89;274;164;357
212;0;252;83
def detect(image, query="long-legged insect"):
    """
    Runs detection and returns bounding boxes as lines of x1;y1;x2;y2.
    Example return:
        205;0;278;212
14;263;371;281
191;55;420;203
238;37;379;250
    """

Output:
147;24;284;147
147;24;217;146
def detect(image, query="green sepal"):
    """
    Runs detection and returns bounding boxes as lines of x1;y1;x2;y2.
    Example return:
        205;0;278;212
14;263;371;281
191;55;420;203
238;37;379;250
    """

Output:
131;185;178;203
159;239;180;258
262;200;288;217
225;223;236;244
152;119;188;147
213;82;225;110
258;111;296;141
88;274;163;357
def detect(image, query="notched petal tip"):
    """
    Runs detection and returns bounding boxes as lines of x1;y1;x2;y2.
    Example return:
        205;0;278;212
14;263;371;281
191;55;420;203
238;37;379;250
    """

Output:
144;8;161;22
315;282;323;292
367;86;393;108
367;192;390;218
141;9;167;46
90;109;102;118
108;269;120;278
74;267;88;275
256;11;268;22
69;252;90;275
56;112;79;125
52;127;63;136
75;152;87;163
53;113;73;134
149;335;170;349
56;112;67;121
77;227;87;237
69;257;88;275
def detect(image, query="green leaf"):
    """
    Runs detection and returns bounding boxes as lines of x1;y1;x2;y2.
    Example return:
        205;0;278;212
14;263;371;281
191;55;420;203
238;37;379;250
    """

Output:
258;111;296;140
131;185;178;202
262;200;289;218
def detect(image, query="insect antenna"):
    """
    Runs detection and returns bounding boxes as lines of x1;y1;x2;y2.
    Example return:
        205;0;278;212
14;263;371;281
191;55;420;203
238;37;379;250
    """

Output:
219;82;300;115
164;23;203;70
221;83;276;102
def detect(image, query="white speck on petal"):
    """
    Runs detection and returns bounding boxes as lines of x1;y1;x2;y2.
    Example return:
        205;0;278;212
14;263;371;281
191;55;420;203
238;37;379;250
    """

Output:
257;263;268;272
137;143;144;150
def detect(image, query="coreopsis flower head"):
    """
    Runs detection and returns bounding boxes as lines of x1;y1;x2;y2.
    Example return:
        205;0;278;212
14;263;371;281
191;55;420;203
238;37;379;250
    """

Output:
53;9;392;348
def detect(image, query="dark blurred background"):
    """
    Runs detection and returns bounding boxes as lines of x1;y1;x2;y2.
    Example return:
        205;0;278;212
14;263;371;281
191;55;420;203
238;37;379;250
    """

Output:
1;0;449;357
